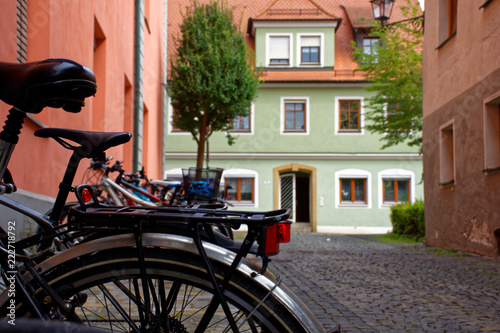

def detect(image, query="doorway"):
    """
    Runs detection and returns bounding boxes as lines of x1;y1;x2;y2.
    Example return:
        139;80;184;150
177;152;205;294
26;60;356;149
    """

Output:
274;164;316;231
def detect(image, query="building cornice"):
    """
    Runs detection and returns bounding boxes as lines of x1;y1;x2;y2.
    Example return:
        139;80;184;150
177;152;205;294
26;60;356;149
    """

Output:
249;19;340;36
164;152;422;161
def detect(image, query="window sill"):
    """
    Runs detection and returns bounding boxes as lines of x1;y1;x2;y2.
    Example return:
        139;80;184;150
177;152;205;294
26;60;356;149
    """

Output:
439;180;455;187
480;0;494;9
299;63;321;66
436;32;456;50
338;129;362;133
483;166;500;174
283;130;307;134
381;202;408;208
228;202;255;207
339;202;368;208
228;130;251;133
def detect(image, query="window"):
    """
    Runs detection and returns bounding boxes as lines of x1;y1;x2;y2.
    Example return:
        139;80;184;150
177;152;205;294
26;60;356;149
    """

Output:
285;102;306;132
268;35;291;66
231;114;250;132
382;179;410;203
300;36;320;64
171;109;185;132
225;178;254;204
339;100;361;131
438;0;458;46
448;0;458;36
168;99;189;134
378;169;415;208
335;169;371;208
221;169;258;207
483;91;500;173
362;36;379;58
439;121;455;185
340;178;366;204
281;97;309;135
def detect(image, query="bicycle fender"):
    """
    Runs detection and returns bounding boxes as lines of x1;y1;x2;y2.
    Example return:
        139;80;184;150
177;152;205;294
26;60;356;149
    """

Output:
20;233;327;333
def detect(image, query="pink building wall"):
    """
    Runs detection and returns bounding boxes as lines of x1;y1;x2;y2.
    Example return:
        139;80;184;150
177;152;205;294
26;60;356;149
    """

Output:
0;0;166;198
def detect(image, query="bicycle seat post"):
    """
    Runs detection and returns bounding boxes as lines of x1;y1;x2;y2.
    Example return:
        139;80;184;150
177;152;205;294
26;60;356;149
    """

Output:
0;107;26;183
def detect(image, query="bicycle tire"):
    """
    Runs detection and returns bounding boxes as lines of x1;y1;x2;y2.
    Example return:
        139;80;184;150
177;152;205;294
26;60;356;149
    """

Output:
0;319;104;333
4;234;325;332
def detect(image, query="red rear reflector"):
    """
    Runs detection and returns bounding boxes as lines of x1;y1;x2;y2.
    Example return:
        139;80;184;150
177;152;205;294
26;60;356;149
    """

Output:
264;224;279;256
82;189;93;203
278;222;291;243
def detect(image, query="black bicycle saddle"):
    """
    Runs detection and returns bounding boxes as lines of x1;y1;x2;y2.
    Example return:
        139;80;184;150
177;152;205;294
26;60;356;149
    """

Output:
0;58;96;114
34;128;131;159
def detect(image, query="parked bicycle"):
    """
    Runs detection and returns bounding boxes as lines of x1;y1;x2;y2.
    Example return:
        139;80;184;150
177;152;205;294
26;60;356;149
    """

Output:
0;59;338;332
84;158;234;238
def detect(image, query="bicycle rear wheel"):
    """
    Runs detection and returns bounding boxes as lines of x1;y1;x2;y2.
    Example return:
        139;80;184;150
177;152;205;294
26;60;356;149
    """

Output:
8;234;324;332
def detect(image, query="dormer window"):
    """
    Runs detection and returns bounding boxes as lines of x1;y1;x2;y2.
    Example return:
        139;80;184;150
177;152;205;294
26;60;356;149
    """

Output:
300;36;320;64
267;34;292;66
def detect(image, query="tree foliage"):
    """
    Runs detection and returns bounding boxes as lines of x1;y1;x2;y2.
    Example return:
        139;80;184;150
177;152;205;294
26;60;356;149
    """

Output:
352;0;423;150
168;0;260;168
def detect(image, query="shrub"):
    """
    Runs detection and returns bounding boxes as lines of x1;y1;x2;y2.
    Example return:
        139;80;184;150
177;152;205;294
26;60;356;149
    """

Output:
390;200;425;239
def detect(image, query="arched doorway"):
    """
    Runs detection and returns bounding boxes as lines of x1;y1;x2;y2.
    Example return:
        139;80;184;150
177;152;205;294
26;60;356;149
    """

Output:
273;164;317;232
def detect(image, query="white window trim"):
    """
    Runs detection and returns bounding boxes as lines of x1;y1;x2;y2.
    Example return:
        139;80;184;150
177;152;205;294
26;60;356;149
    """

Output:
229;102;255;136
335;169;371;208
167;98;190;135
297;33;324;68
280;97;310;135
266;33;293;68
378;169;415;208
335;96;365;135
221;169;259;208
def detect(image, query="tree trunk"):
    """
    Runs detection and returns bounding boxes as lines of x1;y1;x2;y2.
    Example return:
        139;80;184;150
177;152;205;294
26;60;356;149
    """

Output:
196;113;207;169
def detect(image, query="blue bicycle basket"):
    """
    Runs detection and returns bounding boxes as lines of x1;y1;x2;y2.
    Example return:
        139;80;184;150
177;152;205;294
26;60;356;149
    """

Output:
188;181;214;198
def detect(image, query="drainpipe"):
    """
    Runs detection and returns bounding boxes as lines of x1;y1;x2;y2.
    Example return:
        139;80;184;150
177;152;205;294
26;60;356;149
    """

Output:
162;0;168;178
133;0;144;173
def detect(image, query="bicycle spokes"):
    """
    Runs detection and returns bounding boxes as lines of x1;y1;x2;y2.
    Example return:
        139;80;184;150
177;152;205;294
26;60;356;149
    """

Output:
67;277;263;332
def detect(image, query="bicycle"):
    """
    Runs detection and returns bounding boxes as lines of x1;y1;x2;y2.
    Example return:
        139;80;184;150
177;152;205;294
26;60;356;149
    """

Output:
0;59;338;332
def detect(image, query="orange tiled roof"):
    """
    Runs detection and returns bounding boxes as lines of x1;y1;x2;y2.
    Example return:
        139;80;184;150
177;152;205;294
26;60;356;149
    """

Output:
254;0;338;20
167;0;422;83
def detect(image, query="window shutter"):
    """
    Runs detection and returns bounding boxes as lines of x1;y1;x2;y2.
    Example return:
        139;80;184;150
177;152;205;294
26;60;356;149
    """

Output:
301;36;320;47
269;36;290;60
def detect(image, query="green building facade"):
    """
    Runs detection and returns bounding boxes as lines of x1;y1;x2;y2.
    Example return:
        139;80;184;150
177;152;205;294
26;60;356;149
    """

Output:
165;0;423;233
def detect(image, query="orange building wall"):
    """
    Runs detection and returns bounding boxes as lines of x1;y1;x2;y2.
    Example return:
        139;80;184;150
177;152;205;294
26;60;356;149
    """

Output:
0;0;165;198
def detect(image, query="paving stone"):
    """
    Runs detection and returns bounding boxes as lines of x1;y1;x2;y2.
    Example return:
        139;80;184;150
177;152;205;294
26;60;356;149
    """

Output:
269;234;500;333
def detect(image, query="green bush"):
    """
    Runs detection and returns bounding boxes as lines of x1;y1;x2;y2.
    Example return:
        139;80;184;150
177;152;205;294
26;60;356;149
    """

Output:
390;200;425;239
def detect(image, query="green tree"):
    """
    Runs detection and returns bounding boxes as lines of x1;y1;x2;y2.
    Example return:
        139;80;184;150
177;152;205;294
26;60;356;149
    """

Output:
168;0;260;168
352;0;423;150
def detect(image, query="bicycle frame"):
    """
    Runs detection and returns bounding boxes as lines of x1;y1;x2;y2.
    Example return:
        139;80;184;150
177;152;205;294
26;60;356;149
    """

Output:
99;176;159;207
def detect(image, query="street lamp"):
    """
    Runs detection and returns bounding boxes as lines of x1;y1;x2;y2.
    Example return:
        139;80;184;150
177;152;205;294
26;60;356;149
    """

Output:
370;0;423;30
370;0;395;24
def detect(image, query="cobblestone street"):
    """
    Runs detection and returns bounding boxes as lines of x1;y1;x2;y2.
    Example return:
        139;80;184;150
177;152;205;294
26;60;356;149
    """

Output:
269;233;500;333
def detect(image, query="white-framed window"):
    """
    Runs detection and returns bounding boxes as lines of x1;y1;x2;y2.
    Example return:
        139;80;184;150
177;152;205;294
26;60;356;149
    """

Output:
439;120;455;185
297;33;324;67
334;96;365;135
221;169;258;207
483;91;500;173
378;169;415;208
167;98;189;135
335;169;371;208
266;33;293;67
228;103;255;135
280;97;310;135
